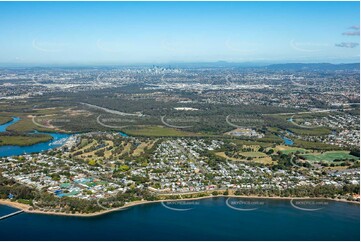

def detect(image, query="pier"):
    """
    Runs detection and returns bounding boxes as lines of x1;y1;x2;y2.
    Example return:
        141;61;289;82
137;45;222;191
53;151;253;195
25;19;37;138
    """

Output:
0;210;24;220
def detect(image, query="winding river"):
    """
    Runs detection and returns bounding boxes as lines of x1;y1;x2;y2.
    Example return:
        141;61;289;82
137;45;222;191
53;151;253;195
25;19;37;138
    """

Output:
0;117;72;157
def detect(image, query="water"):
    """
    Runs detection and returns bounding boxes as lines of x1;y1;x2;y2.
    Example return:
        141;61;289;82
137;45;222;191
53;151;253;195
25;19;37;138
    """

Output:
0;198;359;240
0;117;20;132
282;136;294;145
0;117;72;157
284;119;295;145
279;134;294;145
119;131;129;137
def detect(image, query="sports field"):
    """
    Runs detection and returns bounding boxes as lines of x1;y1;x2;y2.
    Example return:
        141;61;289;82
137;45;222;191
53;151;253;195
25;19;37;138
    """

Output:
300;151;359;162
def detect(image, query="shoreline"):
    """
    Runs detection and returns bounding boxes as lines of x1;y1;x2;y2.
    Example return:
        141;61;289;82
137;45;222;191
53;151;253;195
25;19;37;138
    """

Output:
1;195;359;218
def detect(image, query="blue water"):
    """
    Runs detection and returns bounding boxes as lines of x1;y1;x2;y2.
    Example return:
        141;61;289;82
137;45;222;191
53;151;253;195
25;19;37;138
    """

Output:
285;119;295;145
0;117;72;157
119;131;129;137
0;132;71;157
282;136;294;145
0;198;359;240
0;117;20;132
279;134;294;145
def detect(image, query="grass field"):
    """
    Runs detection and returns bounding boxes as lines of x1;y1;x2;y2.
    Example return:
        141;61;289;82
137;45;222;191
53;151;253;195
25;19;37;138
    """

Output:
123;126;199;137
300;151;359;162
252;156;273;164
239;151;267;158
215;151;273;164
274;145;307;155
215;152;239;161
238;151;273;164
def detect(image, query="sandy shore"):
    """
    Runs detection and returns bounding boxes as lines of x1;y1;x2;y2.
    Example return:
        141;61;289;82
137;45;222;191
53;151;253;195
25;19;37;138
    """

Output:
1;194;359;218
0;199;31;211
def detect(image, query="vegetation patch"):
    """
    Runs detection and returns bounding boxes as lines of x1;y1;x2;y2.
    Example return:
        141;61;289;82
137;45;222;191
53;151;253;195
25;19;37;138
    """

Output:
274;145;307;155
288;127;331;136
0;116;13;125
239;151;267;158
293;139;343;151
6;116;49;132
300;151;359;162
124;126;199;137
0;134;52;146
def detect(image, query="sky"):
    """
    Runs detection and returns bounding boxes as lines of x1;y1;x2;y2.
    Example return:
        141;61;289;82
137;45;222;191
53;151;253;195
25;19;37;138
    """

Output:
0;1;359;65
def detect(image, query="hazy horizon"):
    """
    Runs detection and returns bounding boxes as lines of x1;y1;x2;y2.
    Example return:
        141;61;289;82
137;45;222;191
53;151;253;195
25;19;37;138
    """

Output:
0;61;360;69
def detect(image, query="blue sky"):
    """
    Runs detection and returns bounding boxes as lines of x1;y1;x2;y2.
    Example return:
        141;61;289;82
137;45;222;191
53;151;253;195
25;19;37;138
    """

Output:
0;1;359;65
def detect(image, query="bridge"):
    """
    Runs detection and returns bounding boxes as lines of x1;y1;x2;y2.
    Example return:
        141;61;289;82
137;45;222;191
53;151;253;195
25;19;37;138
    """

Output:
0;210;24;220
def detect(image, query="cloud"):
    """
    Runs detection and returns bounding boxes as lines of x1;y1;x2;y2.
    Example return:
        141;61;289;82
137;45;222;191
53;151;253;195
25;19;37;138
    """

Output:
335;42;359;48
342;31;360;36
349;25;360;30
290;39;329;52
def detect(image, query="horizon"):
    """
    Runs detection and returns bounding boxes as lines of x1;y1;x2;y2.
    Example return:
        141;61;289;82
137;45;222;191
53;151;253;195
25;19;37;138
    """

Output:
0;61;360;69
0;1;359;65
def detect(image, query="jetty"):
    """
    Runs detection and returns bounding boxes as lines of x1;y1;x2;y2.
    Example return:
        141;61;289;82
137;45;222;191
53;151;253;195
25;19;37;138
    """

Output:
0;210;24;220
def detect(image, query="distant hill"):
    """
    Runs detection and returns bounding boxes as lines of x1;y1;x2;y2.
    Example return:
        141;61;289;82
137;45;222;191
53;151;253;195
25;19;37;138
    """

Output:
168;62;360;70
264;63;360;71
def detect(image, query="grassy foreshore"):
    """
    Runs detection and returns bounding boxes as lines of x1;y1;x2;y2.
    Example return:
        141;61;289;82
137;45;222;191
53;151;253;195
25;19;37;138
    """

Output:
1;194;359;218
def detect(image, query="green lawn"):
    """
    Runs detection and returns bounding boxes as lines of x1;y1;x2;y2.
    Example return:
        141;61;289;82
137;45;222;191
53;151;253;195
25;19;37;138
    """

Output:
300;151;359;162
276;146;307;155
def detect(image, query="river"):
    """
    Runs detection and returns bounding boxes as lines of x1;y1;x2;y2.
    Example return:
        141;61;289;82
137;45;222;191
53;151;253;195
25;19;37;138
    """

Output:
0;117;72;157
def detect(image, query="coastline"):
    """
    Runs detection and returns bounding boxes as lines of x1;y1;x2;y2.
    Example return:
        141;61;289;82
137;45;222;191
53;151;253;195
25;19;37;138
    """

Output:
1;195;359;218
